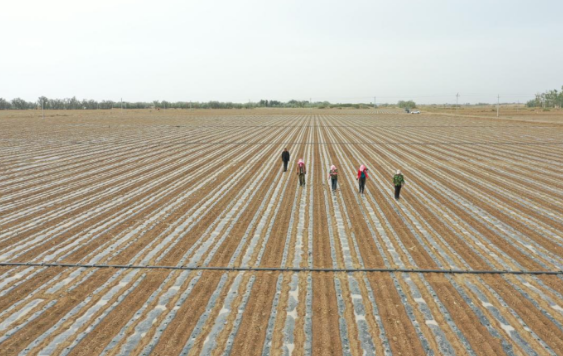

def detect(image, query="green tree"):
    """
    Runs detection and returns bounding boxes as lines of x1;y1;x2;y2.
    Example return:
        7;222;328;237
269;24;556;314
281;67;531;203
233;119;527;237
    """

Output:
397;100;416;109
0;98;11;109
11;98;31;109
38;96;49;109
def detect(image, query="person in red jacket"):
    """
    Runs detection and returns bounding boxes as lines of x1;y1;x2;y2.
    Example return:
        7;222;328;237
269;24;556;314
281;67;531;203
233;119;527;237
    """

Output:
357;165;368;194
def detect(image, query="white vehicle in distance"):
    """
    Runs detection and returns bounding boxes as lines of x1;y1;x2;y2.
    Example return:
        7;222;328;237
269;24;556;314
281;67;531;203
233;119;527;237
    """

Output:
411;110;420;114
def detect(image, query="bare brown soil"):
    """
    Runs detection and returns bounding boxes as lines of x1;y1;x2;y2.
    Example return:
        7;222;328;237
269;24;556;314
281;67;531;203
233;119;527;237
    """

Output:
1;109;562;355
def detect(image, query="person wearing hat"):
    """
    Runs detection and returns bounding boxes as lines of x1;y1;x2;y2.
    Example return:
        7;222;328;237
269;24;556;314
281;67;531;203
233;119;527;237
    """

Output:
297;158;307;186
393;170;405;200
357;165;368;194
328;165;338;191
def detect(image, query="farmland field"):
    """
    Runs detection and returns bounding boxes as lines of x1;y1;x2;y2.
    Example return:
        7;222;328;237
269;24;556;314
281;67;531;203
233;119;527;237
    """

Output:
1;108;563;355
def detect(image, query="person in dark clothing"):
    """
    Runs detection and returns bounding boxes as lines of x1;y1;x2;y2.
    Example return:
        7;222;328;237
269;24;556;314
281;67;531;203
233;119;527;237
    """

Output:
297;158;306;186
328;165;338;191
357;165;368;194
393;170;405;200
281;148;290;172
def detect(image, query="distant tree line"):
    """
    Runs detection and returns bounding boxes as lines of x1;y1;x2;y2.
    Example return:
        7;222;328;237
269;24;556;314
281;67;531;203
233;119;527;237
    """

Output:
0;97;386;110
0;97;256;110
8;94;563;110
526;87;563;108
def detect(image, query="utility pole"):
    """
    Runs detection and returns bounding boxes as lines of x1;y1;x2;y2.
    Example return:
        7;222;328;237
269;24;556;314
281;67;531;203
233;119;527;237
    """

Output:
41;98;44;119
121;98;123;113
374;96;376;109
497;94;500;118
456;93;459;113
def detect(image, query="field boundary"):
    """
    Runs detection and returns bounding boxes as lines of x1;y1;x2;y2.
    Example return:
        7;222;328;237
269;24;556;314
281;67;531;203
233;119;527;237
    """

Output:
2;262;562;275
71;141;563;146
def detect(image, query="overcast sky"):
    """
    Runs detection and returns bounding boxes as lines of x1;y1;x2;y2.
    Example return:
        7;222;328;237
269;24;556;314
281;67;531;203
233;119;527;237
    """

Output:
2;0;562;104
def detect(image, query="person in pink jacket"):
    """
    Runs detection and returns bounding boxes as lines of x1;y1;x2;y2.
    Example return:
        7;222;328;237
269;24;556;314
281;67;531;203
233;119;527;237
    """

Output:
297;159;307;186
328;165;338;191
357;165;368;194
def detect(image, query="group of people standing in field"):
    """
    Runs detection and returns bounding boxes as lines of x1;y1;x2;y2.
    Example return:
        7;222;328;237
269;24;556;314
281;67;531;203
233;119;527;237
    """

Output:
281;148;406;200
